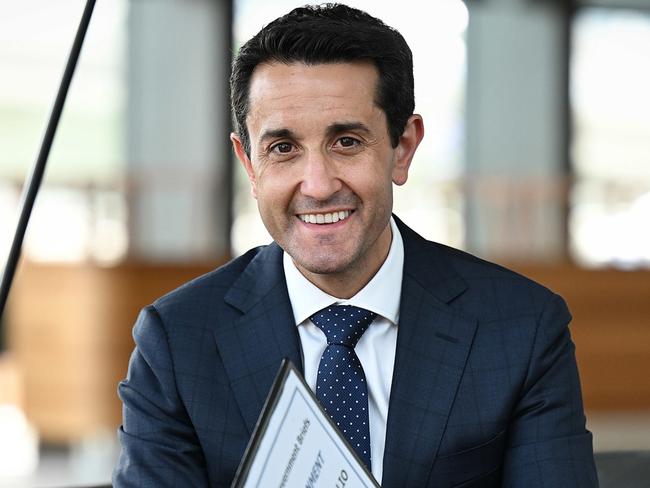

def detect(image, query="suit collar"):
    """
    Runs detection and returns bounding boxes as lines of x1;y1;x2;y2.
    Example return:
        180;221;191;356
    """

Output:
394;215;468;305
216;243;303;434
382;216;478;487
223;242;286;313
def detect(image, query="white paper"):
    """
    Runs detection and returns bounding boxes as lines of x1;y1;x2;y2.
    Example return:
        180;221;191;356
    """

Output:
237;364;378;488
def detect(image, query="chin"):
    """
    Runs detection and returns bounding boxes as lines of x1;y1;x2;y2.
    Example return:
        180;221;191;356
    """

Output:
297;259;348;276
292;251;356;276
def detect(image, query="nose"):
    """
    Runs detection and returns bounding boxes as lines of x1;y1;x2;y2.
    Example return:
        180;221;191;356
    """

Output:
299;151;342;200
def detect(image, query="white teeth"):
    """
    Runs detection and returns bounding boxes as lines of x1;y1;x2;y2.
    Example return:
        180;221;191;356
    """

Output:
299;210;351;224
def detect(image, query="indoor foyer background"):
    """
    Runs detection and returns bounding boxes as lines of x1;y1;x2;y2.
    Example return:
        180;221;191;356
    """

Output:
0;0;649;485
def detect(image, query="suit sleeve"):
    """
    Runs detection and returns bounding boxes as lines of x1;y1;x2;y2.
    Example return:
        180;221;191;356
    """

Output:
502;293;599;487
113;305;209;488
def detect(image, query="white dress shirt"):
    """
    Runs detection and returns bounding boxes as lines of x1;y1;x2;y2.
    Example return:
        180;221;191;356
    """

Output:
283;217;403;484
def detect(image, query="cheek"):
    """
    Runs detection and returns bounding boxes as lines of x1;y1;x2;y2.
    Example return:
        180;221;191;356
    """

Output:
256;175;296;216
369;172;395;214
349;161;394;200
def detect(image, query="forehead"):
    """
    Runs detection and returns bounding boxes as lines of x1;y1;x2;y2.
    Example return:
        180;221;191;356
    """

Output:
246;61;382;135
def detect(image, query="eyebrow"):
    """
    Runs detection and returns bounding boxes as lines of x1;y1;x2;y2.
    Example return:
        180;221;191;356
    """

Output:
257;121;372;146
326;122;371;137
258;128;297;144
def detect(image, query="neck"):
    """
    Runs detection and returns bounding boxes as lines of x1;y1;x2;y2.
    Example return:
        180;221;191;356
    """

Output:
295;224;392;299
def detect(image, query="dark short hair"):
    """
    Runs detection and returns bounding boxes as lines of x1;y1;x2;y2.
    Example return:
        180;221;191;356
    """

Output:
230;3;414;155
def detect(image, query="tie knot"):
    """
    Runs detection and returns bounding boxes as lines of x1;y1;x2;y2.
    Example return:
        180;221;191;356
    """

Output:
310;305;376;348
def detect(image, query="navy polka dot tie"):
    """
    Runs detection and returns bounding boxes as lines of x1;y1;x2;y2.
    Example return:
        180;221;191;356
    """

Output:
310;305;376;470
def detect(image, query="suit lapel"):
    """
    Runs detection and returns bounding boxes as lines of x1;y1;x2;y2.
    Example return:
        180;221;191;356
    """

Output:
382;219;478;487
214;243;303;434
212;220;477;483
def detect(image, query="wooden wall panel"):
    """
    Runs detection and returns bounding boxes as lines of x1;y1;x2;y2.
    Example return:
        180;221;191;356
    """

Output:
5;261;649;442
6;261;218;443
512;265;650;411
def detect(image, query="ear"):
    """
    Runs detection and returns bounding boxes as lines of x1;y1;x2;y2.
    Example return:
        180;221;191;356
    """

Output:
230;132;258;198
392;114;424;186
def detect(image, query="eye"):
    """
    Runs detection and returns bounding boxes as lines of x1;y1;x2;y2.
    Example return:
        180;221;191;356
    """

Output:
271;142;294;154
336;136;361;148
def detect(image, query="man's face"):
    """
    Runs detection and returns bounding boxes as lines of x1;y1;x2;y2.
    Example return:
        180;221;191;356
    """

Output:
232;61;422;295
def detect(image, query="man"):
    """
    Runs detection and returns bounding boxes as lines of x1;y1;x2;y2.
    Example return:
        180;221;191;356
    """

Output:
114;4;598;487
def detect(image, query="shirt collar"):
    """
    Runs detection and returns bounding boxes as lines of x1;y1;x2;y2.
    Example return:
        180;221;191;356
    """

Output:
283;216;404;326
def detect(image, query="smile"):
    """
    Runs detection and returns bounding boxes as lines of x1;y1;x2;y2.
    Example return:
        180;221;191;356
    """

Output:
298;210;352;224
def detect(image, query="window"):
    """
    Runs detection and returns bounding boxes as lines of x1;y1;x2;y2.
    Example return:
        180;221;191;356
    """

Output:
570;7;650;268
0;0;128;264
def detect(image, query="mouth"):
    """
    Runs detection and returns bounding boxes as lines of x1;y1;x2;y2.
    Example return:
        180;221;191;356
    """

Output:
297;210;353;225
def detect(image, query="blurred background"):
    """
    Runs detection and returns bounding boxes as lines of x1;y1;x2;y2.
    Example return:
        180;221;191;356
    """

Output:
0;0;648;485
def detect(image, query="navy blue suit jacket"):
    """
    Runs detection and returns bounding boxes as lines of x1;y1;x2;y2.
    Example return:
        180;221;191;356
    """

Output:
114;218;598;487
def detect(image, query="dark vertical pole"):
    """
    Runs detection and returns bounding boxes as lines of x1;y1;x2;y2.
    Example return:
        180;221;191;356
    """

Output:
223;0;235;258
0;0;97;340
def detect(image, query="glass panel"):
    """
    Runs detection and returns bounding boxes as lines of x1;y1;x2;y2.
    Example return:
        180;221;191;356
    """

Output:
0;0;128;264
570;8;650;268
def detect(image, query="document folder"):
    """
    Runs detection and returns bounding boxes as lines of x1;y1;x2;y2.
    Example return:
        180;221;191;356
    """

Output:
232;359;379;488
